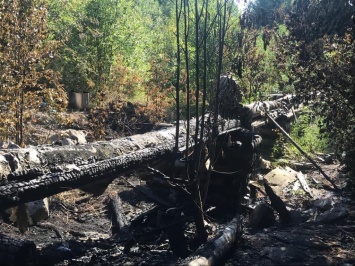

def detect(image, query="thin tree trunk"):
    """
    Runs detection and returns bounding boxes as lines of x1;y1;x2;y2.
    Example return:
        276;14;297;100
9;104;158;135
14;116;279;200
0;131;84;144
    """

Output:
194;0;201;153
199;0;210;206
174;0;182;164
183;0;191;178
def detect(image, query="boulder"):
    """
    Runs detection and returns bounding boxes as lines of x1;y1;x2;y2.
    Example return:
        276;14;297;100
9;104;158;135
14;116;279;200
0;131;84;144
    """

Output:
48;129;87;145
313;198;333;211
264;167;298;195
315;206;348;223
27;198;50;224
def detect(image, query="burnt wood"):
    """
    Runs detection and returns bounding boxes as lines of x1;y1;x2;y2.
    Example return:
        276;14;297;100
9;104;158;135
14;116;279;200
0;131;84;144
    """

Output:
0;233;37;265
109;194;131;238
0;144;172;210
186;215;243;266
0;96;299;210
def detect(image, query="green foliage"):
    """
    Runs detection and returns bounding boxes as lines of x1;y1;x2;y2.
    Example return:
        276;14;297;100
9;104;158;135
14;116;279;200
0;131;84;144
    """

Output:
288;111;332;157
271;111;332;161
283;0;355;176
48;0;176;103
271;129;288;158
244;0;288;28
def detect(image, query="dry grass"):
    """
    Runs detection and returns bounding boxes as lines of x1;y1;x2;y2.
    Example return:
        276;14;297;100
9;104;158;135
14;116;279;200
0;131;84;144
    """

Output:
51;189;84;205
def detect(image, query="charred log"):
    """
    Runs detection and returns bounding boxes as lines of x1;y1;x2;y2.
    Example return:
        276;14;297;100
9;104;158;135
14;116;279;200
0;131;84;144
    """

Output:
0;117;240;183
109;194;131;238
186;215;243;266
0;98;299;210
0;233;37;265
0;145;173;210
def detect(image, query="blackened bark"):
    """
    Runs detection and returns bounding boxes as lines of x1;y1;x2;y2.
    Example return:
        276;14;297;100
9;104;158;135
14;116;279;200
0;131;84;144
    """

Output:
186;215;243;266
109;194;131;238
0;233;37;265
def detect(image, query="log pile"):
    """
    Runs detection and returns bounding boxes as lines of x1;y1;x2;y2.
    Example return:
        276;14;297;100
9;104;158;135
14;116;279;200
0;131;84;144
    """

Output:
0;92;302;264
0;93;300;228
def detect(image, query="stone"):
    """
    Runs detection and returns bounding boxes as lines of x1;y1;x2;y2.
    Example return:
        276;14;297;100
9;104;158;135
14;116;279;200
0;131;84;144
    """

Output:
67;129;87;145
61;138;76;146
264;167;297;187
27;198;50;224
250;203;275;229
48;129;87;145
313;198;333;211
315;206;348;223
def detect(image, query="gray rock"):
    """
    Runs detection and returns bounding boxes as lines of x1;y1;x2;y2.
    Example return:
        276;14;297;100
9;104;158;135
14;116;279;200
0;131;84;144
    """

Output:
313;198;333;211
264;167;297;187
250;203;275;229
27;198;49;224
315;206;348;223
61;138;76;146
0;155;11;182
48;129;87;146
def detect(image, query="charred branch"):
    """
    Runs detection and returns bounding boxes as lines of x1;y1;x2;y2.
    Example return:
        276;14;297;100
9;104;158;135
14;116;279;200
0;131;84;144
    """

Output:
186;215;243;266
109;194;131;238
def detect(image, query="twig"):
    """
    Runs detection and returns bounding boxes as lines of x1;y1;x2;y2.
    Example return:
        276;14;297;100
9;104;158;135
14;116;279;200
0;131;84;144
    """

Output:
36;222;63;239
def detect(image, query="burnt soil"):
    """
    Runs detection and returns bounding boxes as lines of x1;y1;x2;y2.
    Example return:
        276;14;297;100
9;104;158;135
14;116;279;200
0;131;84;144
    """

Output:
1;164;354;266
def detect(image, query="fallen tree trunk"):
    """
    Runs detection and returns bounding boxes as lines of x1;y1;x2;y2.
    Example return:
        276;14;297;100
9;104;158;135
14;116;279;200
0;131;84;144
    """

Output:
0;95;299;183
0;118;240;183
0;144;173;210
0;233;37;265
186;215;243;266
2;124;258;210
0;125;180;183
0;97;299;209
